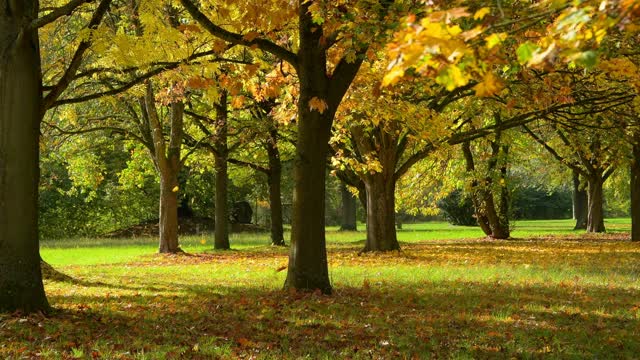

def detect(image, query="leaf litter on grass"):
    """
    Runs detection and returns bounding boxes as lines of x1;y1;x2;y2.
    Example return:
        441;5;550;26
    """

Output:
2;233;639;359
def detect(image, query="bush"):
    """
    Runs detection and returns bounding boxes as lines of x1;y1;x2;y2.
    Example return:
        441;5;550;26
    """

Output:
437;190;477;226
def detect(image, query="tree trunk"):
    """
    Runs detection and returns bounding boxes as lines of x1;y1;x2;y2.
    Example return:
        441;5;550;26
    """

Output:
572;170;588;230
339;183;357;231
362;174;399;251
586;176;606;233
159;173;180;253
214;153;229;249
214;92;230;249
266;131;285;246
0;1;50;313
284;8;333;293
462;141;510;239
631;143;640;241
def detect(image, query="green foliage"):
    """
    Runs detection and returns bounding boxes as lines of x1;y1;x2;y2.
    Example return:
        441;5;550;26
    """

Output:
437;190;477;226
511;186;572;220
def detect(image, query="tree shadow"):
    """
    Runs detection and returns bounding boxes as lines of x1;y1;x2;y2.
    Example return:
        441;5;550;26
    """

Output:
3;277;639;359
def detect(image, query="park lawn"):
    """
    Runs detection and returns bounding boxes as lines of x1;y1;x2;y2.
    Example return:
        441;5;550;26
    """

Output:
1;219;639;359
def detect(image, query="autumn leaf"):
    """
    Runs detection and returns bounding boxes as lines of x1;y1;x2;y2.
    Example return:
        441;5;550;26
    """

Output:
382;66;404;87
242;31;260;42
309;97;328;114
473;7;491;20
473;72;503;97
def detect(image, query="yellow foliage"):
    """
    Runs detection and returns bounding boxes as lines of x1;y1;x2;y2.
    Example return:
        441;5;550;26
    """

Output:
473;72;503;97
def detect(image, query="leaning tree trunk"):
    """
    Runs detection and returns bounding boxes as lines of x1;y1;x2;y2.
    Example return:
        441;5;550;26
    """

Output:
462;141;510;239
213;92;230;250
266;131;285;246
586;176;606;233
339;183;357;231
0;0;50;313
572;170;588;230
631;143;640;241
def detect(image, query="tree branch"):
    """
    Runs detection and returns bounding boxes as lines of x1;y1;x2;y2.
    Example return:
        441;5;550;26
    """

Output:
179;0;298;69
32;0;94;29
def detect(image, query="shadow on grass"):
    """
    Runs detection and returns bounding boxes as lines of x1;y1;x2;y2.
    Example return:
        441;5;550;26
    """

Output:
2;277;639;359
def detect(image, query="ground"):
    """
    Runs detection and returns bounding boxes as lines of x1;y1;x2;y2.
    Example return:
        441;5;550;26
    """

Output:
1;219;639;359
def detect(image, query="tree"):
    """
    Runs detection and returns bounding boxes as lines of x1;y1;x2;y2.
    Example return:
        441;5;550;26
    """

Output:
2;0;113;313
0;0;50;313
179;0;403;293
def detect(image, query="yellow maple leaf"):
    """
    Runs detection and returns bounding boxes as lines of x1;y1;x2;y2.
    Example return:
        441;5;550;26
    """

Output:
473;72;503;97
309;97;328;114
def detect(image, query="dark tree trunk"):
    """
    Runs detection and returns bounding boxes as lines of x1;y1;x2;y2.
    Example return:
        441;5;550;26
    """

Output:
572;170;588;230
339;183;357;231
0;0;50;313
266;129;285;246
159;173;180;253
586;176;606;233
284;5;333;293
214;92;230;250
631;143;640;241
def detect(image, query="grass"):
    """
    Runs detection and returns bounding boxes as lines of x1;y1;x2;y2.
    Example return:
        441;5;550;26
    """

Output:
2;219;639;359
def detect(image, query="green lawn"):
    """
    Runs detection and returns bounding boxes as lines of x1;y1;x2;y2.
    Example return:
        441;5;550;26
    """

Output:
2;219;637;359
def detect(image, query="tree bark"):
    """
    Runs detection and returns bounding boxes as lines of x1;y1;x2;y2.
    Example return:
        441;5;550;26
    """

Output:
284;4;334;293
214;92;230;250
143;85;184;253
339;183;357;231
0;0;50;313
158;172;180;253
266;128;285;246
572;170;588;230
631;143;640;241
362;174;399;251
586;176;606;233
351;125;400;252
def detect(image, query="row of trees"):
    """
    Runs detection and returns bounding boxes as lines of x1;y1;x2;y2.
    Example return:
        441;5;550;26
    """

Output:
1;0;639;313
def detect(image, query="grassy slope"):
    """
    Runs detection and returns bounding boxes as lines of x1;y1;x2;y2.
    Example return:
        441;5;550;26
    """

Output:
1;219;638;359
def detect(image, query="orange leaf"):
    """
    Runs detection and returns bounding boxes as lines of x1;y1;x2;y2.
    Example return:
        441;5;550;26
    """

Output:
309;97;328;114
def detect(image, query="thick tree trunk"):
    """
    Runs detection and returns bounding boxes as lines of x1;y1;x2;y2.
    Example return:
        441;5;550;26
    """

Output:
158;173;180;253
362;175;399;251
284;105;333;292
586;176;606;233
267;135;285;246
214;93;230;250
572;171;588;230
631;144;640;241
284;9;332;293
0;1;50;313
339;183;357;231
